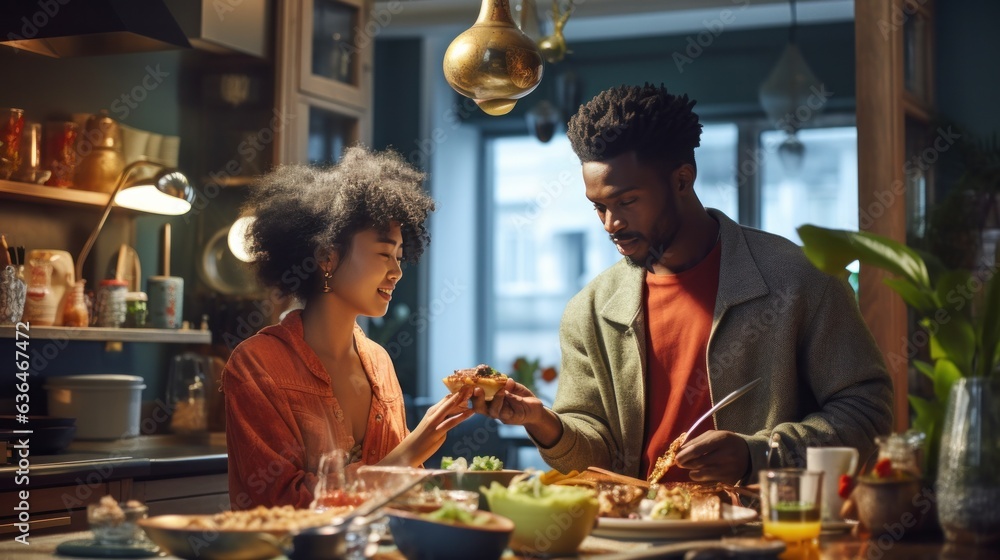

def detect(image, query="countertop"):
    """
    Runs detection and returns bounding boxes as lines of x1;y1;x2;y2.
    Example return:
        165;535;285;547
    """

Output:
0;434;227;490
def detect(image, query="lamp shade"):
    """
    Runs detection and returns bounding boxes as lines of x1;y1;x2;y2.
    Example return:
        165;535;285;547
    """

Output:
443;0;544;116
758;43;824;134
114;168;193;215
75;161;194;282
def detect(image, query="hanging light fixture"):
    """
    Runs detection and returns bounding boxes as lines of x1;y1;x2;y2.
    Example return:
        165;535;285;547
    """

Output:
537;0;574;64
758;0;825;172
443;0;544;116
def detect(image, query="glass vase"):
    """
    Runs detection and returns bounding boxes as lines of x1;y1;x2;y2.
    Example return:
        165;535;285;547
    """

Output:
935;377;1000;544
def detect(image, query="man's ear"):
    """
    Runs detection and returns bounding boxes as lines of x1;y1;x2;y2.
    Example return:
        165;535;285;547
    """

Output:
672;164;697;195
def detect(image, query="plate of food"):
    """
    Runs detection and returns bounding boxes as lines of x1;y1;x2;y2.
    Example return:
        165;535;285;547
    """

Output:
591;483;758;540
138;505;354;560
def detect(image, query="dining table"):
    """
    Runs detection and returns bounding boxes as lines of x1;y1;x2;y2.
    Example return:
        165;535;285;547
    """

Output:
1;522;994;560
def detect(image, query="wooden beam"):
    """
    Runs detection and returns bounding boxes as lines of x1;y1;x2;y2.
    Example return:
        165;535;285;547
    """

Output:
855;0;910;433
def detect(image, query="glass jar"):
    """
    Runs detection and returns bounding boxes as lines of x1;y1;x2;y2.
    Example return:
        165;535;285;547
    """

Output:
168;353;209;434
95;279;128;328
63;280;90;328
44;121;79;188
124;291;148;328
0;108;26;180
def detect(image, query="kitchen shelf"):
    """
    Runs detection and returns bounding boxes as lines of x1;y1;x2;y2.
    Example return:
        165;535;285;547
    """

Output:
0;179;110;208
0;325;211;344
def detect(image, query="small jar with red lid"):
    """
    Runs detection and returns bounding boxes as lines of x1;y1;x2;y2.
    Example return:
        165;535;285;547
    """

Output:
95;279;128;328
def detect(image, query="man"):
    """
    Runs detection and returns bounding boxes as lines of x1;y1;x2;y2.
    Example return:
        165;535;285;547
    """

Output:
472;83;893;485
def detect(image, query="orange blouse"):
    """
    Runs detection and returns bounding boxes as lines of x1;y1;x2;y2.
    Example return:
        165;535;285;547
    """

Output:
222;310;409;509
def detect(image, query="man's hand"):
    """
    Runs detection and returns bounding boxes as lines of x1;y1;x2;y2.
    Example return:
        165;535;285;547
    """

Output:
469;378;563;447
469;378;542;425
674;430;751;484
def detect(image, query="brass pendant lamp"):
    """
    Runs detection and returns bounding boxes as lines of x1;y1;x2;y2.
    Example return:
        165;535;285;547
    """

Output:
443;0;544;116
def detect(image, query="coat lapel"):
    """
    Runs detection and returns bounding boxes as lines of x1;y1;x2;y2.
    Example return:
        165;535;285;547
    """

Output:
711;209;770;321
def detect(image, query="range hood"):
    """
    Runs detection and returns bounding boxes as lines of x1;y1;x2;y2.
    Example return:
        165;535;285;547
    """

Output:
0;0;190;58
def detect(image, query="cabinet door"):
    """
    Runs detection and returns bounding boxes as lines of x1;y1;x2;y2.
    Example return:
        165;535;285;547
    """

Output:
276;0;372;165
300;0;369;110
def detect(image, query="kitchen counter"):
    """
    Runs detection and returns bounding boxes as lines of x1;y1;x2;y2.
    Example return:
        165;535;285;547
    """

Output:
0;434;227;491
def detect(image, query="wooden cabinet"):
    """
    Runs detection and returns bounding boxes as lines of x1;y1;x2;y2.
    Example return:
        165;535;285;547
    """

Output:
0;480;122;537
132;473;230;517
275;0;373;165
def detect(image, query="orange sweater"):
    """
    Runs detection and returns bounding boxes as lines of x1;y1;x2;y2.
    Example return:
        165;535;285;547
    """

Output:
641;242;720;481
222;310;409;509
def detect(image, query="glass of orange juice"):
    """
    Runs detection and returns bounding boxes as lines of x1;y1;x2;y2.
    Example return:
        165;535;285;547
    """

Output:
760;469;823;546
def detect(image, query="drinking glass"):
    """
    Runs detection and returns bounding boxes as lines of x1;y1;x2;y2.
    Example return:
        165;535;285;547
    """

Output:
312;449;368;511
760;469;823;545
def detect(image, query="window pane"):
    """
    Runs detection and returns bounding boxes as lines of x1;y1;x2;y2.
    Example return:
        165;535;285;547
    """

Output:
695;124;738;218
489;129;738;400
490;135;618;400
760;127;858;244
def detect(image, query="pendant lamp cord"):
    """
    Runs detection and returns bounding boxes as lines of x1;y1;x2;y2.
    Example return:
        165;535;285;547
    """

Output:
789;0;798;44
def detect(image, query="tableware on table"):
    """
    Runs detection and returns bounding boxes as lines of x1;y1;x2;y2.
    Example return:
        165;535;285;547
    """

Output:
88;499;148;545
437;469;523;511
759;469;823;546
592;503;759;540
806;446;858;523
681;378;762;448
648;378;762;496
386;507;513;560
482;477;599;556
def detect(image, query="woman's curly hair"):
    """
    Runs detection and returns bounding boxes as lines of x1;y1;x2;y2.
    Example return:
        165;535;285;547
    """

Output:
567;83;702;172
242;146;434;301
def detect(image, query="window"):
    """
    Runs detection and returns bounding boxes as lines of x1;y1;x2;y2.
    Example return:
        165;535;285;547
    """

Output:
759;127;859;244
484;122;858;385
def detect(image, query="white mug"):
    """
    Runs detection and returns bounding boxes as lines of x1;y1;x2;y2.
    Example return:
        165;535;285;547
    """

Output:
807;446;859;522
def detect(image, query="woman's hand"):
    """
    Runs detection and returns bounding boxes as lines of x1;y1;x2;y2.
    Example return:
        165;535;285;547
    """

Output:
381;387;474;467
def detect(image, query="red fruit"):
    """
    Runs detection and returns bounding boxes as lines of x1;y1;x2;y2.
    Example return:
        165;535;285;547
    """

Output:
541;367;557;382
838;474;854;499
874;458;893;478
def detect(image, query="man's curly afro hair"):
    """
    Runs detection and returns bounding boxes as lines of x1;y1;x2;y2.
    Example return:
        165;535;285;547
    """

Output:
241;146;434;302
567;83;702;172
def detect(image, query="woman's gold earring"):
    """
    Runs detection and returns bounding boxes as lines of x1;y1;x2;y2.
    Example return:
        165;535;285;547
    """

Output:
322;270;333;293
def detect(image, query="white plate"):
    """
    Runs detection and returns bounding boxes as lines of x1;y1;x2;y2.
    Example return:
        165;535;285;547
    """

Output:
592;504;758;540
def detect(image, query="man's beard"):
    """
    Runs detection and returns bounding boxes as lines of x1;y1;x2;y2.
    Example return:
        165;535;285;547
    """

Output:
618;226;679;272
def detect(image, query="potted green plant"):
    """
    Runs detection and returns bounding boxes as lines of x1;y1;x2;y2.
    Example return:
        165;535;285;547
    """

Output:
798;225;1000;542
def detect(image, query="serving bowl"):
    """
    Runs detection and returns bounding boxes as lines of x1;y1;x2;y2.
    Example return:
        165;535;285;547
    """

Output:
386;507;513;560
483;480;599;556
139;515;286;560
436;469;522;511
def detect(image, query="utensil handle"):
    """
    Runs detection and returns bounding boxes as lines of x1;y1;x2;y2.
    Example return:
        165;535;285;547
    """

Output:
163;224;171;277
687;378;762;436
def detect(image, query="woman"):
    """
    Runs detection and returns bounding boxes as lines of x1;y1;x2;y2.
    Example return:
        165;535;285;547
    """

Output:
223;147;473;509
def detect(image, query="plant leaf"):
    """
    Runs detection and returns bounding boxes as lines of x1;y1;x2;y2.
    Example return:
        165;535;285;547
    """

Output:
978;272;1000;378
885;278;937;312
798;225;931;290
934;270;974;322
913;359;935;381
932;359;963;404
922;316;976;376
